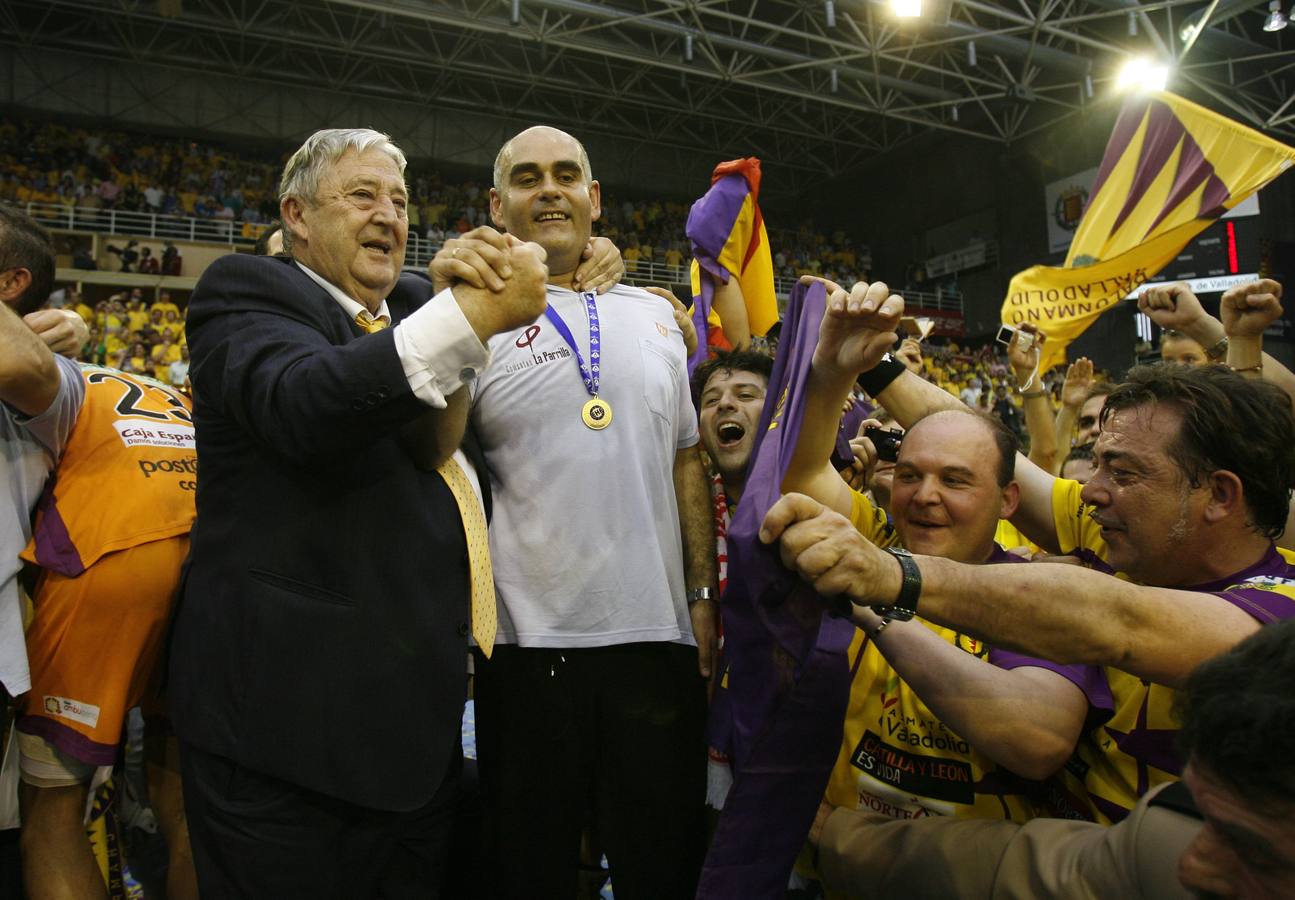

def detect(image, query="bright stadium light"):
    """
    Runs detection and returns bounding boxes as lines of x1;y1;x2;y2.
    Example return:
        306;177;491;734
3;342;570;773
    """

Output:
1263;0;1289;31
1115;57;1169;92
891;0;921;18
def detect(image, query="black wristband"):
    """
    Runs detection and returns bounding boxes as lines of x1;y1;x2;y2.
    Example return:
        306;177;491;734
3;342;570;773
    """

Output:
855;355;907;398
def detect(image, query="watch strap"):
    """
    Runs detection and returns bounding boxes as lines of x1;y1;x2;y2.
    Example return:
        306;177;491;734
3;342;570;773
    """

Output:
873;548;921;621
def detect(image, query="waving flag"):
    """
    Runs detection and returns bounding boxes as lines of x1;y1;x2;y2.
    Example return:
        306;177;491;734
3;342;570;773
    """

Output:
699;280;854;899
686;158;780;373
1002;91;1295;371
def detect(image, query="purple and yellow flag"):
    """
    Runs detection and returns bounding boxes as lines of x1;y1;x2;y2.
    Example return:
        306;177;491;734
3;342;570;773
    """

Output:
1002;91;1295;371
699;280;854;899
686;158;780;373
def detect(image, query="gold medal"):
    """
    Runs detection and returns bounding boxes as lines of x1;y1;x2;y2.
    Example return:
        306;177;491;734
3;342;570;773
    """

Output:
582;397;613;430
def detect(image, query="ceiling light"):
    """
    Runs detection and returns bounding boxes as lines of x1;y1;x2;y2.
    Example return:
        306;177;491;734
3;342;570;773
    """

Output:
825;0;836;28
967;41;977;66
1180;22;1196;42
891;0;921;18
1263;0;1288;31
1127;10;1138;36
1115;57;1169;92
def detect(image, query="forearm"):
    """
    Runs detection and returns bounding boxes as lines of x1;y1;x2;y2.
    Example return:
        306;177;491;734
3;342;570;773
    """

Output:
873;369;963;428
1051;403;1079;472
711;275;750;350
1227;336;1263;379
867;617;1082;779
895;556;1258;687
398;388;470;471
675;445;718;592
0;301;61;417
1022;393;1057;471
782;363;856;516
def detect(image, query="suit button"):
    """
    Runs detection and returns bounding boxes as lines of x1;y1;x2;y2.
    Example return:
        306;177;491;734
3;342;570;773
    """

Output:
365;392;379;407
350;399;365;411
376;385;391;399
457;622;469;637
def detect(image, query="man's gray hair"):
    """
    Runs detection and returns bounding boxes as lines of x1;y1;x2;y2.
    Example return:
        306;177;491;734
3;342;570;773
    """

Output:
279;128;407;204
492;126;592;194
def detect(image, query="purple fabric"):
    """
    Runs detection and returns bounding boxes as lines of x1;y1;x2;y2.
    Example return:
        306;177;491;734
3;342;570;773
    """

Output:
1110;100;1183;238
1087;96;1150;205
18;714;119;766
699;281;856;899
685;174;752;374
30;477;86;577
831;398;873;471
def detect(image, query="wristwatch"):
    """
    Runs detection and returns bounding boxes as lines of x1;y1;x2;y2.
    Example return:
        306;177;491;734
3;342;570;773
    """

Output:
686;587;714;605
871;548;921;621
1204;336;1229;361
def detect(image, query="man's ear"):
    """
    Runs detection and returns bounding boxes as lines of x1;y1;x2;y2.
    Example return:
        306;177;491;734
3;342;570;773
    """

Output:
999;481;1021;520
1204;470;1245;524
280;197;309;249
588;180;602;223
0;268;32;307
489;188;505;229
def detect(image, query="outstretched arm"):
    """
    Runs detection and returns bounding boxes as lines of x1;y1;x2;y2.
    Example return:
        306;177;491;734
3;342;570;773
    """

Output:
761;493;1259;687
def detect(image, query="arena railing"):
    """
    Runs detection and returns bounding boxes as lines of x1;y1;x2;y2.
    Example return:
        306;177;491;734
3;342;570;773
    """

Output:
16;201;964;314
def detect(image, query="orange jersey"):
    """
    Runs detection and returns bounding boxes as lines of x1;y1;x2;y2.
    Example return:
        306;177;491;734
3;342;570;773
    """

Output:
22;365;196;576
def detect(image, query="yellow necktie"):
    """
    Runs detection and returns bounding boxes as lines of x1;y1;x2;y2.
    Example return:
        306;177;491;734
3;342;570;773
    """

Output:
436;457;497;657
355;310;391;333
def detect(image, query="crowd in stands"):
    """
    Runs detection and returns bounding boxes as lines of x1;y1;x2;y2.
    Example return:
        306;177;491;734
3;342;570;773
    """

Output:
60;287;189;387
1;120;879;286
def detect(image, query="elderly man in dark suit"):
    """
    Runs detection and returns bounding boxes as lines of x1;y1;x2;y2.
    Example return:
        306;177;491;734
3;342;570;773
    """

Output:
167;127;549;898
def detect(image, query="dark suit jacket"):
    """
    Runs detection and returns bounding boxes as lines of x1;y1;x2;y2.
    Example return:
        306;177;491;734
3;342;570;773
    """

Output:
168;253;476;811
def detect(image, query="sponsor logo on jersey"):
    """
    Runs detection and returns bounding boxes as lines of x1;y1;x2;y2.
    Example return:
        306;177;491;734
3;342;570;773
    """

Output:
849;729;975;805
43;695;101;728
113;420;195;450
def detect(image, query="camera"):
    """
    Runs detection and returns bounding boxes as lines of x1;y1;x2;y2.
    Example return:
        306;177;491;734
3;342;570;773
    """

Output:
863;426;904;463
995;324;1043;354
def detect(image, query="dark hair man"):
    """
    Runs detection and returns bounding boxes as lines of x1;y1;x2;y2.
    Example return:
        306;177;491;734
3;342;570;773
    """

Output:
764;294;1295;834
694;349;774;507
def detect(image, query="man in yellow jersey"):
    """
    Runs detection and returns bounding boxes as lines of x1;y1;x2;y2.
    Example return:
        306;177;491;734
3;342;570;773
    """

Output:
764;281;1295;831
781;280;1108;828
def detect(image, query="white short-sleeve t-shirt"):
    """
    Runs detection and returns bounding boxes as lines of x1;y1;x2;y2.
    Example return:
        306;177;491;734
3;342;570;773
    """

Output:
471;284;699;648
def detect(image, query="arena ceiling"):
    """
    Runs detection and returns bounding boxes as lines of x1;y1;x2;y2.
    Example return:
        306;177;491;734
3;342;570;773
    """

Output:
3;0;1294;178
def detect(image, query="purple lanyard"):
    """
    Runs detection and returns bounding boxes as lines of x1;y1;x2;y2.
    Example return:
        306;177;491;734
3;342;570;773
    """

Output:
543;292;601;397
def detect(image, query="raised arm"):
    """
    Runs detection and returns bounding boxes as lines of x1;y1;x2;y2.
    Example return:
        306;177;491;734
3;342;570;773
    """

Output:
710;272;751;351
1007;324;1058;472
1220;279;1294;399
0;300;62;417
1052;358;1094;473
782;280;901;517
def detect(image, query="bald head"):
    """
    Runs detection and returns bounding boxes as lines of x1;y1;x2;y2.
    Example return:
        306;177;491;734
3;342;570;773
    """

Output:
489;125;602;285
493;126;593;195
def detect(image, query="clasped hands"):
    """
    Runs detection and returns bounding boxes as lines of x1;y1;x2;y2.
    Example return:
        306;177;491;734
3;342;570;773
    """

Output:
432;227;625;341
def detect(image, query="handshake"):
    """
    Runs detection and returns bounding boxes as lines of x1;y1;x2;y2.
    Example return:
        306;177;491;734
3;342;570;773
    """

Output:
430;227;624;343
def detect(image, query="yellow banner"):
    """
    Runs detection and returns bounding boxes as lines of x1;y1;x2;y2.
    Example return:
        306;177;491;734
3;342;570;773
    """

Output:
1004;91;1295;371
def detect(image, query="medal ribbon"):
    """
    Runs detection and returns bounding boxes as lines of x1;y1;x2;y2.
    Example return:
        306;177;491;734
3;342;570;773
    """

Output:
543;292;601;397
